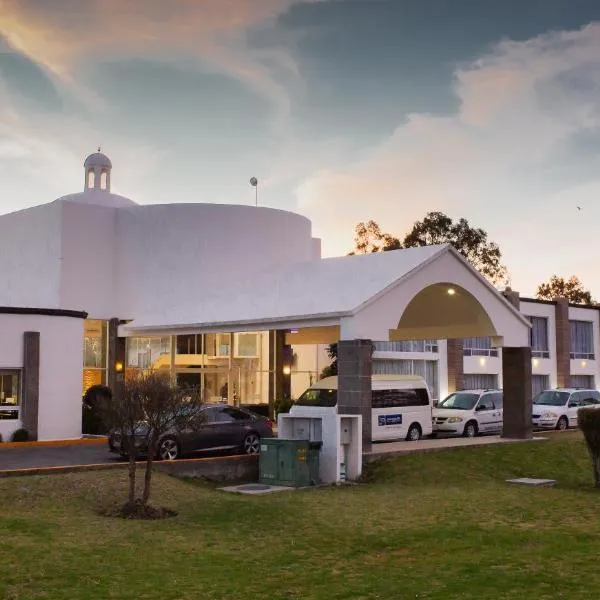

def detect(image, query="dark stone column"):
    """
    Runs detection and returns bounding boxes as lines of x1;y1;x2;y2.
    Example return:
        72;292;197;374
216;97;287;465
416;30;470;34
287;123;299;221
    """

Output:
268;330;287;419
446;339;464;393
554;297;570;388
502;287;521;310
502;346;532;439
106;318;121;392
337;339;373;452
22;331;40;440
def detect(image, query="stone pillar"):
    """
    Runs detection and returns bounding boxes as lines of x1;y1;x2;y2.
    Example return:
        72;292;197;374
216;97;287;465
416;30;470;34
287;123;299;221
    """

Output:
502;288;520;310
446;339;464;393
22;331;40;440
106;318;123;392
554;297;570;388
268;330;287;418
337;339;373;452
502;346;532;439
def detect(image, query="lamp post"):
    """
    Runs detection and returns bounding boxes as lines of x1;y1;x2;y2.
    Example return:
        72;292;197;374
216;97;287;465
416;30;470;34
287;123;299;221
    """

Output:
250;177;258;206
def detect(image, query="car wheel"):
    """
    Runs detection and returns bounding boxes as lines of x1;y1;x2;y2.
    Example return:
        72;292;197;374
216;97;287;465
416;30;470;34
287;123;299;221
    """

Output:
556;416;568;431
463;421;478;438
243;433;261;455
406;424;422;441
158;437;180;461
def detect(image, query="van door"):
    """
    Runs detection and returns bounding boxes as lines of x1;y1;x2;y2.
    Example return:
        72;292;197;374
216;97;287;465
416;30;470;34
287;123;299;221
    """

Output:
475;394;496;432
566;392;582;426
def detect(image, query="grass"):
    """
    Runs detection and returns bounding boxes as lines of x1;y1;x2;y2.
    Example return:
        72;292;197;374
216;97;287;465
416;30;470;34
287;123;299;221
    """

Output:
1;431;599;599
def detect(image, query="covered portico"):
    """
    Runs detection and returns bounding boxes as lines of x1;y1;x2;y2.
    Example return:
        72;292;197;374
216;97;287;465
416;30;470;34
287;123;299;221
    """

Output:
122;244;533;452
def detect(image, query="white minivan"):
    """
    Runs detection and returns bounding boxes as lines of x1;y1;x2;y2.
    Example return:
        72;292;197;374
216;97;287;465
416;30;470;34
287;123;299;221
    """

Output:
291;375;433;441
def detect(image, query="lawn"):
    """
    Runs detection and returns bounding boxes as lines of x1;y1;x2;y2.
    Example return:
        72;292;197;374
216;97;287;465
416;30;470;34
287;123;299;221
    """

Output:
1;431;599;600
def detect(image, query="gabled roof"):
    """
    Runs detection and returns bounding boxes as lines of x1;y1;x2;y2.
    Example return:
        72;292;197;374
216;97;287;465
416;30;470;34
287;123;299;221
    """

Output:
125;242;530;333
126;244;449;331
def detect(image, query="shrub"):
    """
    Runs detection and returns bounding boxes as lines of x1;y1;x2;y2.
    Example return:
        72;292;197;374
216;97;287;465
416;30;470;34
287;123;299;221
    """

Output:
82;385;112;435
577;407;600;488
274;396;294;417
11;428;30;443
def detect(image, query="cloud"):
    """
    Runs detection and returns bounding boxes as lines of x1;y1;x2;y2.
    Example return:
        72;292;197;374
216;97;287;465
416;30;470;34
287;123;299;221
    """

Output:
0;0;324;120
295;22;600;281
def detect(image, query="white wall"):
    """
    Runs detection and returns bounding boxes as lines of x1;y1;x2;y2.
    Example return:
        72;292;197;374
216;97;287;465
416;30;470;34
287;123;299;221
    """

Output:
0;203;63;308
0;313;84;441
59;201;118;319
569;305;600;383
114;204;316;320
520;300;557;387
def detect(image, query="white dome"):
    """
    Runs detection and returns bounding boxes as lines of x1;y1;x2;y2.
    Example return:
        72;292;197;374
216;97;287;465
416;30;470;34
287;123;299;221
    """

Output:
55;190;137;208
84;151;112;169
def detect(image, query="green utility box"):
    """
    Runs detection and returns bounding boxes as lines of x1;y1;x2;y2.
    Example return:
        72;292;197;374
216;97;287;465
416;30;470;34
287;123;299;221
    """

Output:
259;438;322;487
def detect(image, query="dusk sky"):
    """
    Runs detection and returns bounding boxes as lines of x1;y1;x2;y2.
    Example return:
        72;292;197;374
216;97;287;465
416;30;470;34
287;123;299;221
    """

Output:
1;0;600;296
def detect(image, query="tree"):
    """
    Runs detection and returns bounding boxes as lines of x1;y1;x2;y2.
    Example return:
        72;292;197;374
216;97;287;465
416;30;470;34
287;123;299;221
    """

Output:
348;213;508;285
319;343;338;379
536;275;594;305
99;370;204;517
402;212;508;285
349;220;401;255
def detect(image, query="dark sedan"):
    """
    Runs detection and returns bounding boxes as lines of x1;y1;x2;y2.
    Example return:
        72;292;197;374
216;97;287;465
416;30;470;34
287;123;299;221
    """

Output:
108;404;274;460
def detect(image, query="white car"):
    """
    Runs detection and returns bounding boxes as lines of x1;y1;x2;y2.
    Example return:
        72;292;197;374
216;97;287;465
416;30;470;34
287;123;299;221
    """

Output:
432;390;503;437
532;388;600;430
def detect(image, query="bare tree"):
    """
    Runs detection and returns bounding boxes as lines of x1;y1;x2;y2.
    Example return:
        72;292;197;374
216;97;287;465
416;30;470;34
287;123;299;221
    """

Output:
100;370;205;514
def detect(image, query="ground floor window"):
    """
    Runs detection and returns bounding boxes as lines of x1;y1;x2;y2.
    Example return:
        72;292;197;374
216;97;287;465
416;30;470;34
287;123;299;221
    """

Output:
532;374;550;397
372;359;439;400
570;375;595;389
83;320;108;394
463;373;498;390
0;370;20;420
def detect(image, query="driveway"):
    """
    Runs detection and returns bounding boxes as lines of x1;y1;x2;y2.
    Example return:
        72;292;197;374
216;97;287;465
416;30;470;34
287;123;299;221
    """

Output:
0;442;117;472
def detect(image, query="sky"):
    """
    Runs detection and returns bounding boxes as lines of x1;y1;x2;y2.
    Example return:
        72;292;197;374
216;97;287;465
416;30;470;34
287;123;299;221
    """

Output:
1;0;600;297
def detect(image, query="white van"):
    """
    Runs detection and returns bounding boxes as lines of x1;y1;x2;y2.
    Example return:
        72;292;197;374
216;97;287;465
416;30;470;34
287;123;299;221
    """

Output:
291;375;433;441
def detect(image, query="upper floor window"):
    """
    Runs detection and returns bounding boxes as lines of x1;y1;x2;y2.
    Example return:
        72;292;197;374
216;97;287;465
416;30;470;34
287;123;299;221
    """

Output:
373;340;439;353
569;320;595;360
526;316;549;358
463;337;498;357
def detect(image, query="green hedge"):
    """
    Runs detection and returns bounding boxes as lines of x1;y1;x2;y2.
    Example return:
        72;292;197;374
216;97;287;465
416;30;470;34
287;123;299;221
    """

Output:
11;428;30;443
577;407;600;488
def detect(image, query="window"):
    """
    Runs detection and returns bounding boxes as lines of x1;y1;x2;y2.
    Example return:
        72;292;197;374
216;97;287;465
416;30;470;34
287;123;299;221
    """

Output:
438;392;479;410
372;388;429;408
373;340;439;353
295;388;338;407
477;395;495;411
463;374;498;390
526;316;549;358
372;359;438;400
176;334;200;355
221;407;250;421
570;374;595;389
87;169;95;189
570;320;595;359
463;337;498;357
127;336;171;369
235;333;259;358
0;370;20;420
100;170;108;190
581;392;600;405
489;392;503;409
205;334;231;358
83;320;108;393
532;375;550;398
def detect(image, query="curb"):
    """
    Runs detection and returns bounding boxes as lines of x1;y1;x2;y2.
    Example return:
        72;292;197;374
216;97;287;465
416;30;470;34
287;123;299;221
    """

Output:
0;453;251;478
0;437;107;449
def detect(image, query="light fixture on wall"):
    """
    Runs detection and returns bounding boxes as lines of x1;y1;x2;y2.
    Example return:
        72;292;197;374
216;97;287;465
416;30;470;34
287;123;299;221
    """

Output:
283;365;291;376
532;358;539;368
479;357;487;367
581;360;587;368
447;288;456;296
115;361;124;373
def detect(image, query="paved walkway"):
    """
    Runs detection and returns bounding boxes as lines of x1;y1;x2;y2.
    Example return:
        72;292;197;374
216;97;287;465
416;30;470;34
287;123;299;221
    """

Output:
365;434;546;461
0;442;118;472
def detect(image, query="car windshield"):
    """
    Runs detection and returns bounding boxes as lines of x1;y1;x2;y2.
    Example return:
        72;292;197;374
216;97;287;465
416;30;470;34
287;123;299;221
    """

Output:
295;388;338;407
437;392;479;410
533;391;570;407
